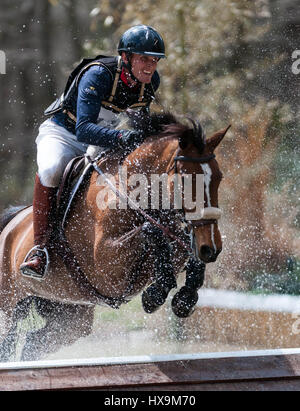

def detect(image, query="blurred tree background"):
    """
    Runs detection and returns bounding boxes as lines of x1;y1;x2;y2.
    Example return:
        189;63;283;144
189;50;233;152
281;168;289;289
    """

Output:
0;0;299;291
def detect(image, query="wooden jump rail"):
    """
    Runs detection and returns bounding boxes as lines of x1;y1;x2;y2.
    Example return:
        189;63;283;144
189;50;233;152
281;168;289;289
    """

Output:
1;349;300;391
1;290;300;390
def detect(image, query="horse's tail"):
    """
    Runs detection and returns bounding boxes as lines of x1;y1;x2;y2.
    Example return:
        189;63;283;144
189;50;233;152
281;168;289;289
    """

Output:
0;205;29;234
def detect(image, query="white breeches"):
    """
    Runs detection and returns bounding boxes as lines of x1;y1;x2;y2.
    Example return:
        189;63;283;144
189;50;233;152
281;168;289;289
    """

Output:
36;109;129;188
36;119;89;188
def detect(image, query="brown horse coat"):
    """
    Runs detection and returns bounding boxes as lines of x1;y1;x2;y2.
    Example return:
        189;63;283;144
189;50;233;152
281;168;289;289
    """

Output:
0;115;230;360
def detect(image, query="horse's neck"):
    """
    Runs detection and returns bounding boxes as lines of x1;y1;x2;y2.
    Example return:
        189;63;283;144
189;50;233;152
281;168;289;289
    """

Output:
125;137;178;175
79;137;178;225
63;137;180;270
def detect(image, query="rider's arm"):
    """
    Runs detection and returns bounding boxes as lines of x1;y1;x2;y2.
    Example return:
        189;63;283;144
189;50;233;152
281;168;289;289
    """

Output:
75;65;122;147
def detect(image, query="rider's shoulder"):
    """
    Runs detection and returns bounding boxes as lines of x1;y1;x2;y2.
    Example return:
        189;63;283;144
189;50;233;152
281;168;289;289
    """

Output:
79;64;113;87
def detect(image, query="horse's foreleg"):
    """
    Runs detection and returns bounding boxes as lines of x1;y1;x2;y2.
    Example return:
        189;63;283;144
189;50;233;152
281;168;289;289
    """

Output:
141;222;177;314
171;257;205;318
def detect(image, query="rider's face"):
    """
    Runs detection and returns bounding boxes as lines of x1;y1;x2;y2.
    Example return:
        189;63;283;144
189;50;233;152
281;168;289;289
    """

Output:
123;53;159;83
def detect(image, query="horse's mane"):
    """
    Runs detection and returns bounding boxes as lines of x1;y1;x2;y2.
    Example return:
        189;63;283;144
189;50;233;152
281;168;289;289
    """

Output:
127;110;206;153
87;111;206;161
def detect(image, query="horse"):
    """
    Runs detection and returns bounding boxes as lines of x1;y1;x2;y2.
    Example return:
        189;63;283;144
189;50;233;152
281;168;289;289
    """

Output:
0;112;230;361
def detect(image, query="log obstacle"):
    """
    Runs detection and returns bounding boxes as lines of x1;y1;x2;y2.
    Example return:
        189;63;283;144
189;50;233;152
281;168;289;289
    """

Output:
1;289;300;391
188;289;300;349
1;349;300;391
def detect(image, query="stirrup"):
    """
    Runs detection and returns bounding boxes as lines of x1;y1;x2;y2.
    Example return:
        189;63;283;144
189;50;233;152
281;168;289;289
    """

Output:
20;245;50;281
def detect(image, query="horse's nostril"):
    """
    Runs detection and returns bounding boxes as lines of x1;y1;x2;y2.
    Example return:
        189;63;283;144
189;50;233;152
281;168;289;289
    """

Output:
200;245;214;260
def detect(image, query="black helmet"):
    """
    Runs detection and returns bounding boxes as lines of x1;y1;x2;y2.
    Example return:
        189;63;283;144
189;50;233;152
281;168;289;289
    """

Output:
118;25;166;58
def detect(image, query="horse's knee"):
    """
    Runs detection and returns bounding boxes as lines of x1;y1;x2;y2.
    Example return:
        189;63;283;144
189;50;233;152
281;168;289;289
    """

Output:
140;222;177;313
185;258;205;289
141;222;164;244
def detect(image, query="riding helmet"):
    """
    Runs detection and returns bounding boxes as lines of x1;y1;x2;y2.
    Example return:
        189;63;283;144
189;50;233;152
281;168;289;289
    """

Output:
118;25;166;58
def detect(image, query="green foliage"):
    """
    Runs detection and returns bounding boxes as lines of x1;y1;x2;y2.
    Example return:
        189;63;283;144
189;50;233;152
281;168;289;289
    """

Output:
250;258;300;296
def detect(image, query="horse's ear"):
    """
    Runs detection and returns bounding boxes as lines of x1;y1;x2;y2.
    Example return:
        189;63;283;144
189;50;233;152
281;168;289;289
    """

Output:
206;124;231;152
178;128;195;149
179;133;189;149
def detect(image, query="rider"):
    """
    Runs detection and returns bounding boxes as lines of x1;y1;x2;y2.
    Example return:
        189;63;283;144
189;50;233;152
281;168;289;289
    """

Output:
20;25;166;280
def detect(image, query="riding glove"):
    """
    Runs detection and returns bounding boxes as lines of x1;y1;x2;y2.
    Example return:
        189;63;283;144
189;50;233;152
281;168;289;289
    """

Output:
118;130;145;150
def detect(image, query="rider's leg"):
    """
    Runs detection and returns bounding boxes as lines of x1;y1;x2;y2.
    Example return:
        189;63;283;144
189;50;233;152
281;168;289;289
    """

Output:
20;119;88;280
20;173;57;279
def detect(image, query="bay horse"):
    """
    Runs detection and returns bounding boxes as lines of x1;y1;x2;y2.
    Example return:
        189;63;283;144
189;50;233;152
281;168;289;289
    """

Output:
0;112;230;361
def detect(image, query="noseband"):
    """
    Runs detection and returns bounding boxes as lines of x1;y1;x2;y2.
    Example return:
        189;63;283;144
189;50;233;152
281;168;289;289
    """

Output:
174;153;216;172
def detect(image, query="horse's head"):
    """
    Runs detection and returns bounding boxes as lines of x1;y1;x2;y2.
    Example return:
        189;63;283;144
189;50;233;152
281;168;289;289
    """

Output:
162;118;231;263
125;110;230;263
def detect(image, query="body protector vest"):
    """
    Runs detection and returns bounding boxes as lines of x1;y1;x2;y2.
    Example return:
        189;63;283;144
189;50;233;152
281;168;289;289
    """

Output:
44;55;156;133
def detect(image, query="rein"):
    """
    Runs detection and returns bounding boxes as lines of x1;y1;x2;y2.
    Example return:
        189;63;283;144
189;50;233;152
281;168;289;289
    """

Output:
86;156;193;255
86;150;219;256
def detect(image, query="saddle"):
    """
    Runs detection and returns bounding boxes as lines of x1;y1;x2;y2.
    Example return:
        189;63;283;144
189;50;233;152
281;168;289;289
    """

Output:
56;155;90;230
56;156;86;209
56;147;112;232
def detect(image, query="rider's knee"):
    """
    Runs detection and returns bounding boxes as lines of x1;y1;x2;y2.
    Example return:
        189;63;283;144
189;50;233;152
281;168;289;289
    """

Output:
38;169;60;188
38;154;73;188
38;162;63;188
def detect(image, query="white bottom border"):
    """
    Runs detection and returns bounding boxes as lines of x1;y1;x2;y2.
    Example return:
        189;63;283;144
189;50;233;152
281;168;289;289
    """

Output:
1;347;300;371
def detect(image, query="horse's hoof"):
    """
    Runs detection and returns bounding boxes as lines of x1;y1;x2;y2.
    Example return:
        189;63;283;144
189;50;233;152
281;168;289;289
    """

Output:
142;283;167;314
171;286;199;318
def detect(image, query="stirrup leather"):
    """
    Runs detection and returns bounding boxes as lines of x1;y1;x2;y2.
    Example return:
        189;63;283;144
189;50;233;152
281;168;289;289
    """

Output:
21;246;50;281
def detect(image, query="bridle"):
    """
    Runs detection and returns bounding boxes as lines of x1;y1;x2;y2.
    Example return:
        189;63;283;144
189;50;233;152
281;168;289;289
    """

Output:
174;154;216;171
171;151;221;224
87;150;221;257
172;152;221;258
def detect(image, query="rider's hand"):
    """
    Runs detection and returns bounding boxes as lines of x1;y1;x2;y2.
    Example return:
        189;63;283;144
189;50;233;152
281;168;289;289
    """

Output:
118;130;145;150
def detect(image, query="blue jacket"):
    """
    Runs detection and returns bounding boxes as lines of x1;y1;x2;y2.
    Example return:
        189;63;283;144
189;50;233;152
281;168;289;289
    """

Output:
52;64;160;147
